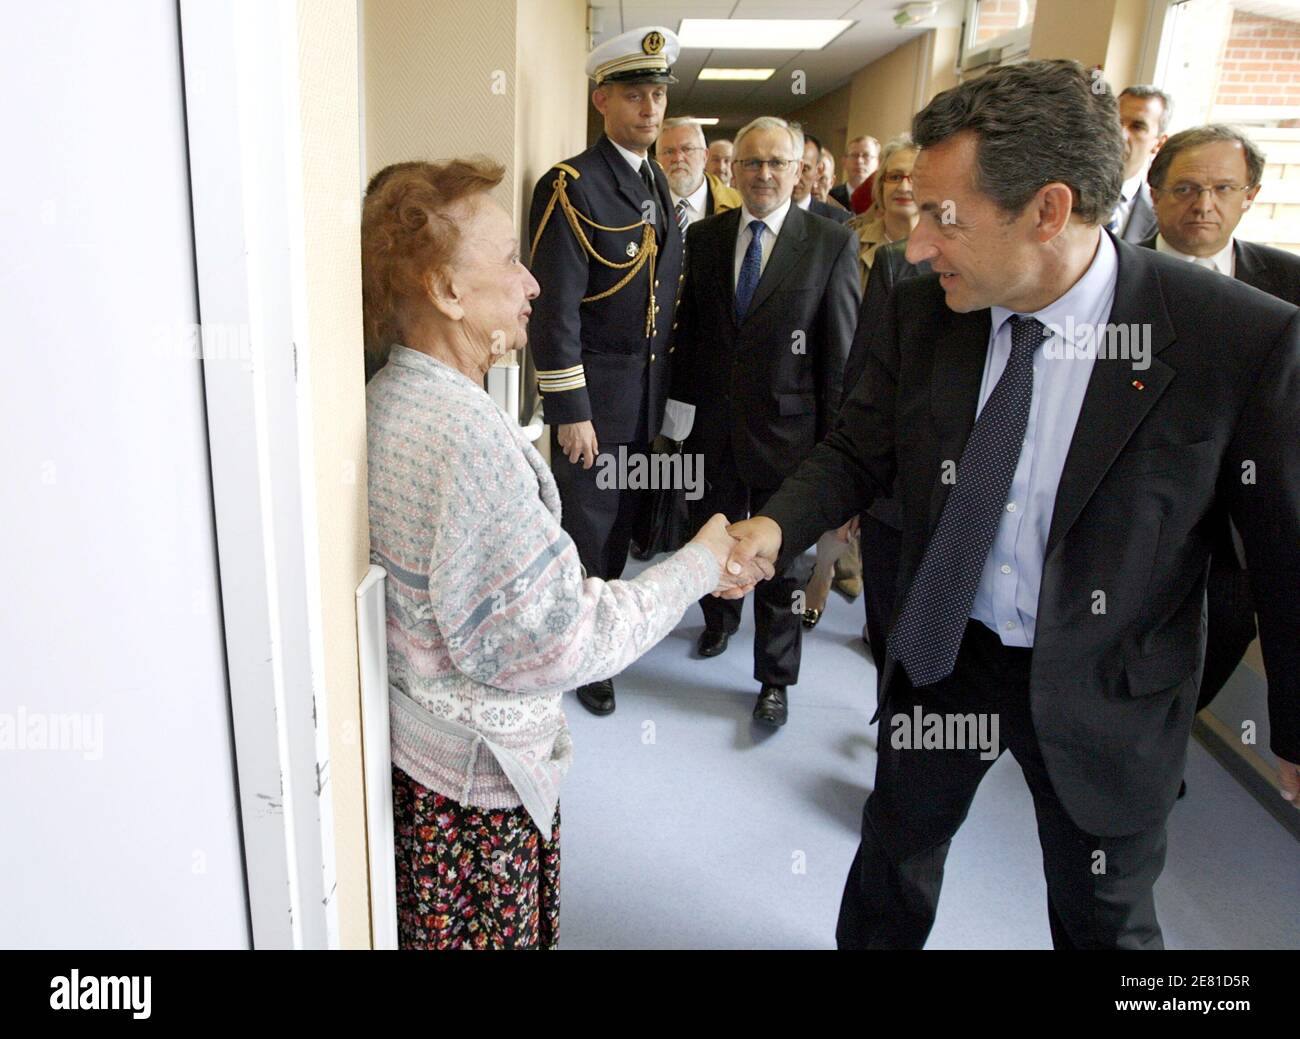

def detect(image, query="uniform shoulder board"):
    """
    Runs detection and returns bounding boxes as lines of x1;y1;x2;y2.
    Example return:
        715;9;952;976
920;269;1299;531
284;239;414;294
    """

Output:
552;161;581;181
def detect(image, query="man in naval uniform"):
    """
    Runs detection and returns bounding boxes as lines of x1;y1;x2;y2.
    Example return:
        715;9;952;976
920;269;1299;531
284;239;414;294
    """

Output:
527;26;686;716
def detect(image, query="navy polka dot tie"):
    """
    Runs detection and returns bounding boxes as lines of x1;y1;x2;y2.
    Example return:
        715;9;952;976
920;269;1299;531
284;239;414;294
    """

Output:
887;315;1044;687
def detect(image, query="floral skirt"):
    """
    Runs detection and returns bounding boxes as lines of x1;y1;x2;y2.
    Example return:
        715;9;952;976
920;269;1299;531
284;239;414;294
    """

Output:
391;764;560;950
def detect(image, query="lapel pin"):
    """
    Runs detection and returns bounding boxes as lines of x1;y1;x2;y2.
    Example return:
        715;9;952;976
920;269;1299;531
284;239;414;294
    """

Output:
1132;379;1145;391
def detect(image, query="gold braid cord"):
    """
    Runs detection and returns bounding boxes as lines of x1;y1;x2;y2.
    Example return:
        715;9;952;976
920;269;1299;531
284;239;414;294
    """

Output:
530;170;659;338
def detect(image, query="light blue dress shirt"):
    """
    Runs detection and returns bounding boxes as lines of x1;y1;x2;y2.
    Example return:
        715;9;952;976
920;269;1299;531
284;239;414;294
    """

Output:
969;231;1119;647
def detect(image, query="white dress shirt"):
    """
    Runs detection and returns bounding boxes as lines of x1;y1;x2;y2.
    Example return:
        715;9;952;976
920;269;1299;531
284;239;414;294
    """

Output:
670;177;710;227
970;231;1120;647
607;135;649;175
1110;171;1145;231
794;193;812;210
733;199;792;286
1155;232;1236;277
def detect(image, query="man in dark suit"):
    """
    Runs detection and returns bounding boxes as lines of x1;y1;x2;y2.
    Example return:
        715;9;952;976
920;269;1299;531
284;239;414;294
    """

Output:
831;135;879;212
671;115;860;727
1142;123;1300;716
793;133;852;225
842;239;930;679
1109;85;1171;243
725;61;1300;948
527;26;685;716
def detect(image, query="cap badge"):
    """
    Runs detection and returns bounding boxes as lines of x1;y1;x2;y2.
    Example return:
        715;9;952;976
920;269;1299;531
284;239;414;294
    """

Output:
642;31;665;55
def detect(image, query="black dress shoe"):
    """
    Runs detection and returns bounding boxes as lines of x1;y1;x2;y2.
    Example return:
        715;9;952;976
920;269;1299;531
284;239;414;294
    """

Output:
576;678;615;716
752;684;788;727
697;630;730;658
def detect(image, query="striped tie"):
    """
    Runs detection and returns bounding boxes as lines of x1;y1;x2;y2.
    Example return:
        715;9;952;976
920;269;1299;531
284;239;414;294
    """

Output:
675;198;689;239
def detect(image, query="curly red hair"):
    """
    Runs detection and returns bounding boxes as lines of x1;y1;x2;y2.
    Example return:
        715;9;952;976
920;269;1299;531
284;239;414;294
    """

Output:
361;157;505;361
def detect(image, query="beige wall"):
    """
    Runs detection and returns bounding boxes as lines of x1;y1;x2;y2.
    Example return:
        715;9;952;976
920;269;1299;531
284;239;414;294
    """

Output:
363;0;519;216
848;35;928;147
297;0;370;949
1029;0;1151;88
787;82;853;159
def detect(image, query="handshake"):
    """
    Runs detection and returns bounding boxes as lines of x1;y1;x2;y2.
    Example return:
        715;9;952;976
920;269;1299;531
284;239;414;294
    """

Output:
690;513;785;599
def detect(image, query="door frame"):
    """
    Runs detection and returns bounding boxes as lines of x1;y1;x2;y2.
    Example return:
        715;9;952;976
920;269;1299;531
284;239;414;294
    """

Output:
178;0;342;949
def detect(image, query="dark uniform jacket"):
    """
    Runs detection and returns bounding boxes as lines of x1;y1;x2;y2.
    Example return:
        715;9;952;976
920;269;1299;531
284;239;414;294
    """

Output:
527;134;684;445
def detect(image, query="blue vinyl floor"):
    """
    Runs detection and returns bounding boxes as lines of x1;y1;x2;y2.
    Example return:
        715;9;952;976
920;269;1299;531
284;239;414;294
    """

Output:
556;555;1299;949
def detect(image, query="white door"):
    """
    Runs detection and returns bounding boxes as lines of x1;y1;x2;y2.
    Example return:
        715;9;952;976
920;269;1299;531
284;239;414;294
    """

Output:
0;0;249;947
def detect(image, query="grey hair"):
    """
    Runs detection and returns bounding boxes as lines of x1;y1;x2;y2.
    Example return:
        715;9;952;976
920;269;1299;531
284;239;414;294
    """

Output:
1147;123;1266;191
1119;84;1174;135
659;117;707;148
734;116;804;162
871;134;918;215
912;59;1122;225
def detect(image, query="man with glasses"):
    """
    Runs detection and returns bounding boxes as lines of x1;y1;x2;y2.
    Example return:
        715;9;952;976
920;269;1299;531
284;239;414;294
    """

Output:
1142;123;1300;729
835;135;879;213
670;115;860;727
656;116;741;235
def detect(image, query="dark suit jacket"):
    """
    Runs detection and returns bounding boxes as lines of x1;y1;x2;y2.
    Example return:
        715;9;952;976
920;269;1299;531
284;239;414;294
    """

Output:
670;203;861;489
527;134;684;443
1120;183;1158;244
829;183;851;210
809;198;852;225
760;235;1300;836
844;239;932;531
1139;234;1300;306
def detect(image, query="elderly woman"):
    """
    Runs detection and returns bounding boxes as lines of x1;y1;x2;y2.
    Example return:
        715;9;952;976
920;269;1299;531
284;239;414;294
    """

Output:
363;158;764;950
802;135;920;630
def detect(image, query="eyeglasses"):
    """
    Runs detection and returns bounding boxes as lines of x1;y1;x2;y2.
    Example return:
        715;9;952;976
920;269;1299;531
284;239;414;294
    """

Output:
736;158;794;173
846;151;877;161
881;171;914;185
1162;182;1250;203
659;145;706;159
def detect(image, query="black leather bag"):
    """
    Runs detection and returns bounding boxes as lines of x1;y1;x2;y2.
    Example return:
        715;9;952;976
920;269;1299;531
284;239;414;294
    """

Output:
630;439;692;560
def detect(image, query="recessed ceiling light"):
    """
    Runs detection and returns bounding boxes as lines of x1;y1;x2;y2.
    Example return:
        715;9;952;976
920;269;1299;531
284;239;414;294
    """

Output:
678;19;853;50
697;68;776;81
691;117;720;126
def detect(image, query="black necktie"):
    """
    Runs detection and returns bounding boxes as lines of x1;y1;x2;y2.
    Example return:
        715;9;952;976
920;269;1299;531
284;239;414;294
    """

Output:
886;315;1044;687
639;159;662;233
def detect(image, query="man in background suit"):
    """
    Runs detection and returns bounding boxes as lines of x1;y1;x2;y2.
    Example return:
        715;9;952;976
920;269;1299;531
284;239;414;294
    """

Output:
842;239;930;679
726;61;1300;948
527;26;685;716
672;115;860;727
1143;123;1300;715
832;135;879;212
1109;85;1170;243
793;133;852;225
706;138;734;188
656;116;741;234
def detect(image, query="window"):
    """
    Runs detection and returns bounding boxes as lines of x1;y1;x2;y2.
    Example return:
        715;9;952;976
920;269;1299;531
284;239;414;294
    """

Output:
961;0;1035;70
1155;0;1300;252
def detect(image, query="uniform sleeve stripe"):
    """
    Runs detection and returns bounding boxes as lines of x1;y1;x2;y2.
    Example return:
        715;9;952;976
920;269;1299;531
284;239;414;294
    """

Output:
535;364;584;377
539;376;586;392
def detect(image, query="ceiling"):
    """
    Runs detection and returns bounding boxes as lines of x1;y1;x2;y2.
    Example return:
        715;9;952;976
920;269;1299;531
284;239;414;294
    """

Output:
589;0;965;132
